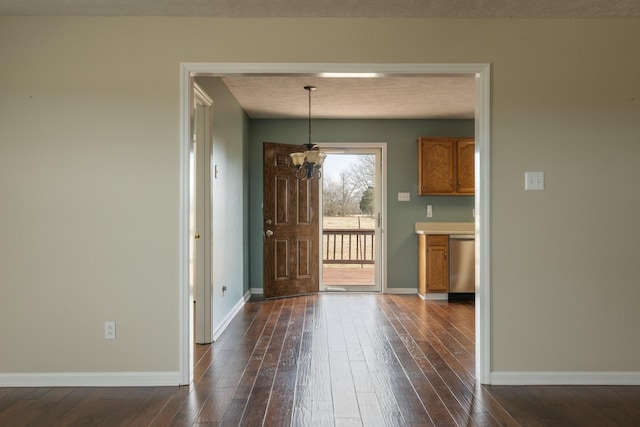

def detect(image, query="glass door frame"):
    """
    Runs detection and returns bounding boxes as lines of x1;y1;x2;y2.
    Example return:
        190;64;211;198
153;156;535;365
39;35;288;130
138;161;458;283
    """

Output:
316;143;387;293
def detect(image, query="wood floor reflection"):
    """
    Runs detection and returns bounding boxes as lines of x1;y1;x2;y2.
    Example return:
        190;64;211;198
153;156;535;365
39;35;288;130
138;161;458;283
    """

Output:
1;294;639;426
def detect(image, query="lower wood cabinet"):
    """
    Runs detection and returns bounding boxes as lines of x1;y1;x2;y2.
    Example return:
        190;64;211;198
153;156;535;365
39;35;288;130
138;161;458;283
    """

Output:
418;234;449;294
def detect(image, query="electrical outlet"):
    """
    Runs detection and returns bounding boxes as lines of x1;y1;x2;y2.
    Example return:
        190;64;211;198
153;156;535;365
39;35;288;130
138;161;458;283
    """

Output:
427;205;433;218
104;321;116;340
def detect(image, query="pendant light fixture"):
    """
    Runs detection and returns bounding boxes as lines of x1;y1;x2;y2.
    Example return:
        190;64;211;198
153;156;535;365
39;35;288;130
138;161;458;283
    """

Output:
290;85;326;180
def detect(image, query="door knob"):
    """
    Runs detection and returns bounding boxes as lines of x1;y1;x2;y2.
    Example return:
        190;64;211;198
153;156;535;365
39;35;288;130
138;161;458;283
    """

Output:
266;219;272;224
265;230;274;237
194;233;201;240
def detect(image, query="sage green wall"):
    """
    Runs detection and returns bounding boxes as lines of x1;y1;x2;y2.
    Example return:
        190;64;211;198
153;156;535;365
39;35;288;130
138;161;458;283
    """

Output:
194;77;250;317
249;119;474;290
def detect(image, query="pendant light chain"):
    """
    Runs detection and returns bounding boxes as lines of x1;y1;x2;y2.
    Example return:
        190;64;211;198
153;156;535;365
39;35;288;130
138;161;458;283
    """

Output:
304;85;315;148
308;86;312;146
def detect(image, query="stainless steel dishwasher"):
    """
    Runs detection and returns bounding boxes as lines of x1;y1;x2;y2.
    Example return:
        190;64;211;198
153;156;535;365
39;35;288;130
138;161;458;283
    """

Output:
449;234;476;296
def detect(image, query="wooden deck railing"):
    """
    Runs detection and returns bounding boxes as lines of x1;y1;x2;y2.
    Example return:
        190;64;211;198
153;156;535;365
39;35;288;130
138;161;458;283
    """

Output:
323;229;375;265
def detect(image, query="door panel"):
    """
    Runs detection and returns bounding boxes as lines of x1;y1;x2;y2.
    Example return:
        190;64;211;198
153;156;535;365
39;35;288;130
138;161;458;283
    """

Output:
456;140;475;194
419;138;455;194
275;177;289;224
297;239;311;277
274;239;289;280
297;180;311;224
263;142;319;299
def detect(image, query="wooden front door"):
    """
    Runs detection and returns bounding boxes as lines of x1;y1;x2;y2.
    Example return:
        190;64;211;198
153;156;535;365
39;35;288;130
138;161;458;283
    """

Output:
263;142;319;299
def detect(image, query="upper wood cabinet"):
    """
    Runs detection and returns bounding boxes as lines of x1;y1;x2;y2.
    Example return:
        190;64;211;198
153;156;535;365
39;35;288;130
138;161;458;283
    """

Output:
418;137;475;195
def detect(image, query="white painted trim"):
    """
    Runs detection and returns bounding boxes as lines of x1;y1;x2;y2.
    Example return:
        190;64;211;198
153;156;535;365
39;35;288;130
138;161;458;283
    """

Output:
0;371;182;387
180;62;491;386
212;295;247;341
179;63;193;386
193;82;213;106
381;143;388;295
316;142;387;294
193;82;215;345
385;288;419;295
420;293;449;301
491;371;640;386
244;290;252;301
250;287;264;295
475;64;491;385
182;62;488;77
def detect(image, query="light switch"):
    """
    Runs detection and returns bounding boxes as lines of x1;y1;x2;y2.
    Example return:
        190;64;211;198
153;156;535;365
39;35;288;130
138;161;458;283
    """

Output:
398;192;410;202
525;172;544;191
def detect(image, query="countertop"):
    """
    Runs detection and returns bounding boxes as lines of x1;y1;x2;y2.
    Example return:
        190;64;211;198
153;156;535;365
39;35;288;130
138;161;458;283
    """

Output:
415;222;474;235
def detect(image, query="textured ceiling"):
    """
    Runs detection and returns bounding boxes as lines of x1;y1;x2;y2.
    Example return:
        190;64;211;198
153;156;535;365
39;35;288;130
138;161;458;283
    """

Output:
220;75;476;120
1;0;640;18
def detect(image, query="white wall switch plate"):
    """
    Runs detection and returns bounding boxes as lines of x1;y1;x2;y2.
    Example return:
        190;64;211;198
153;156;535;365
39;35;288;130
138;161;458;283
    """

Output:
398;192;410;202
525;171;544;191
427;205;433;217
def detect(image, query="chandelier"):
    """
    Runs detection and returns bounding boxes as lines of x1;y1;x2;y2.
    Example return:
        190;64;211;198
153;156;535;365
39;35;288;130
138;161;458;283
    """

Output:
290;85;326;180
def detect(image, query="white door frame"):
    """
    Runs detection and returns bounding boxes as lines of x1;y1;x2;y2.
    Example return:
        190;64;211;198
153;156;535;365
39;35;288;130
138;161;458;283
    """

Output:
179;63;491;385
192;82;214;344
316;143;387;294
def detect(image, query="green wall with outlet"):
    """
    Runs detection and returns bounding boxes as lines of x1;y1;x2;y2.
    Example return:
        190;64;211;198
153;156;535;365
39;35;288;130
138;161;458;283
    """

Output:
249;118;474;290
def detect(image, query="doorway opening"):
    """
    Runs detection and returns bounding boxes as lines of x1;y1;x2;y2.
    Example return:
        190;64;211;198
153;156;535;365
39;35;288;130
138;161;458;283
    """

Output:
180;63;491;385
319;145;385;293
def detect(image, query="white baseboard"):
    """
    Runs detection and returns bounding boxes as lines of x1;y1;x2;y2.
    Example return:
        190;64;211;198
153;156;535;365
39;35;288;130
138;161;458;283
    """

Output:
252;288;419;296
419;293;448;300
212;294;247;341
385;288;418;295
0;371;181;387
2;294;252;388
491;371;640;385
248;288;425;296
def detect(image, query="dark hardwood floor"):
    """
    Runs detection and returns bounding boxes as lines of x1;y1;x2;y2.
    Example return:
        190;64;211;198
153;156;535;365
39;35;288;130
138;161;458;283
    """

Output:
1;294;639;426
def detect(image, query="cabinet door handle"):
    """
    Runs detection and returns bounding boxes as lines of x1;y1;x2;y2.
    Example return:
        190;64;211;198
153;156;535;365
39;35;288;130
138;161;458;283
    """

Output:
444;251;447;260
